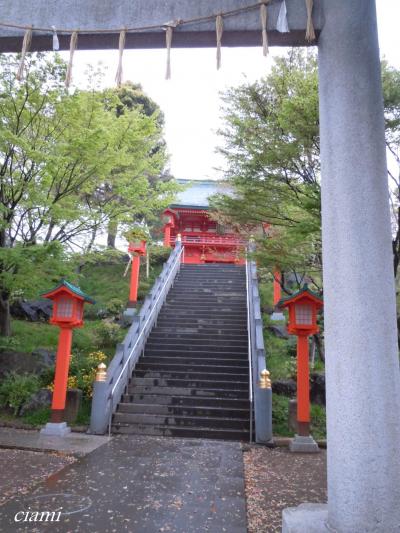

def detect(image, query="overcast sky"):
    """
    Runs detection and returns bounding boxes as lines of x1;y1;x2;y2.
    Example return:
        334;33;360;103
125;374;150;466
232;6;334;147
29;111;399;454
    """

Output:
66;0;400;182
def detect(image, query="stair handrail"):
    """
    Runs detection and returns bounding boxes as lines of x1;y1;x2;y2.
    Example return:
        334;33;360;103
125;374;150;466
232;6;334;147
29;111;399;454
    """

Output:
245;257;254;442
89;242;184;435
246;243;273;443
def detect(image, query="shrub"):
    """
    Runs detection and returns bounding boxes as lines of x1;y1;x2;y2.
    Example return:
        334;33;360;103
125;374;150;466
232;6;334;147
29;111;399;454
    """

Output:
105;298;124;318
96;320;122;346
0;373;40;415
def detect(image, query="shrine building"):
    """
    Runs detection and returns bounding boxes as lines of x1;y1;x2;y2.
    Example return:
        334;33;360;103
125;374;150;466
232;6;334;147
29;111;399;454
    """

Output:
162;179;246;264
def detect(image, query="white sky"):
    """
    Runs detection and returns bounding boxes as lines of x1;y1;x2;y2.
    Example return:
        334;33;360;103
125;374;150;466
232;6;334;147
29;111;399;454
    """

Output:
65;0;400;182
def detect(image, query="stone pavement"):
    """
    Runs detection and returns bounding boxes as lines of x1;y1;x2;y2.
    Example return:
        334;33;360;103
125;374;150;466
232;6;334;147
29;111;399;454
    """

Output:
0;435;247;533
0;427;110;456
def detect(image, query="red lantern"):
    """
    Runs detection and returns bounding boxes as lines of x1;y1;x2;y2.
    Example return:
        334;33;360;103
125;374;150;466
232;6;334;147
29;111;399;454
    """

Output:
278;285;323;437
42;280;94;423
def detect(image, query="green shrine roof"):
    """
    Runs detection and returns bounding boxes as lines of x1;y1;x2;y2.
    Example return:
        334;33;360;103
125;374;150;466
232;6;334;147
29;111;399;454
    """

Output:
42;279;95;304
170;179;230;209
277;284;323;307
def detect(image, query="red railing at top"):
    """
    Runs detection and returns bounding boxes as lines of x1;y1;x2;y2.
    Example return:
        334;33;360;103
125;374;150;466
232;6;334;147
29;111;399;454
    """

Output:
171;234;246;246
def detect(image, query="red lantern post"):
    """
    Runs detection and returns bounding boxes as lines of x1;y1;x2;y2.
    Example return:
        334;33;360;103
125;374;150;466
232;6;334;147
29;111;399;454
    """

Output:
41;281;94;434
273;269;282;306
128;240;146;307
278;285;323;449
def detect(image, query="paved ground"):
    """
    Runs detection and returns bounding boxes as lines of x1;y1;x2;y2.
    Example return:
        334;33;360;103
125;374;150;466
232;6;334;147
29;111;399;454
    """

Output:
0;435;247;533
0;427;110;456
243;445;327;532
0;449;76;506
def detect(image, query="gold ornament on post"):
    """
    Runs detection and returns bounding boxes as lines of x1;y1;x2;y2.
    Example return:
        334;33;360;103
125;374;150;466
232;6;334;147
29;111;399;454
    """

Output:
259;369;272;389
95;363;107;382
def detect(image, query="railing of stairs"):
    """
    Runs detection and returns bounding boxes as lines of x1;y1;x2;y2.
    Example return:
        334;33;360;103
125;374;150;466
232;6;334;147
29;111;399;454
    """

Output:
89;242;184;435
245;244;273;444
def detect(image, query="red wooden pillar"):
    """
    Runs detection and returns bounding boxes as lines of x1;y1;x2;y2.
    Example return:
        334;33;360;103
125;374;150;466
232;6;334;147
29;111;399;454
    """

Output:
163;224;171;247
273;270;282;306
296;333;310;436
129;255;141;305
51;327;73;422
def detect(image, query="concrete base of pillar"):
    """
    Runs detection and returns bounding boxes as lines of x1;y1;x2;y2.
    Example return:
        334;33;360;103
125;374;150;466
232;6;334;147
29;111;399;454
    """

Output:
270;311;285;321
40;422;71;437
122;307;137;326
289;434;319;453
282;503;329;533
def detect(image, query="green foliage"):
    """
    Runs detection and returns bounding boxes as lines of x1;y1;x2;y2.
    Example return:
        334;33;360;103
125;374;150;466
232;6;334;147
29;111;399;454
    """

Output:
272;394;294;437
272;394;326;438
0;241;74;303
310;403;327;440
0;373;40;415
0;53;176;336
95;320;123;347
21;407;51;426
213;49;321;285
104;298;125;318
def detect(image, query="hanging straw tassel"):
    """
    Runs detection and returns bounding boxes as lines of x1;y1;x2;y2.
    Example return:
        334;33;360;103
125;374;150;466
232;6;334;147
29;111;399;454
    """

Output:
65;31;78;88
16;27;32;81
259;2;268;57
115;29;126;87
52;26;59;51
165;26;173;80
216;15;223;70
305;0;316;42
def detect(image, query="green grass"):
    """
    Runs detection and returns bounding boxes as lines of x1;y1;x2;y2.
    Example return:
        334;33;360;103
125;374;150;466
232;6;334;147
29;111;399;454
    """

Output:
19;399;91;427
9;319;103;355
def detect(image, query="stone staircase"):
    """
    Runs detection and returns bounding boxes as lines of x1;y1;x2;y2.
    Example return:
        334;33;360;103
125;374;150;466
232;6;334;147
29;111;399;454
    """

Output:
111;264;251;440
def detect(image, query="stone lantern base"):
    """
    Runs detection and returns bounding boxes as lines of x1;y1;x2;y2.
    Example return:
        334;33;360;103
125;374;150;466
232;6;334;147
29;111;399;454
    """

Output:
289;434;319;453
40;422;71;437
282;504;329;532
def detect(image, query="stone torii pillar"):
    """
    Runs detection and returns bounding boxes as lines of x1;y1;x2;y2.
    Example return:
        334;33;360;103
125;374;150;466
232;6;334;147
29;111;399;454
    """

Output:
283;1;400;531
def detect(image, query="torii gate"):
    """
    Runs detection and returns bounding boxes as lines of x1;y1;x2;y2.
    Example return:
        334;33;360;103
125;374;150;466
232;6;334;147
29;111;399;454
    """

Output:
2;1;399;531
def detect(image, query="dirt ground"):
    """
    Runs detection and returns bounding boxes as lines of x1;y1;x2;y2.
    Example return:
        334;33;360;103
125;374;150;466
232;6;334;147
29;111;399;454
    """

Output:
243;445;327;533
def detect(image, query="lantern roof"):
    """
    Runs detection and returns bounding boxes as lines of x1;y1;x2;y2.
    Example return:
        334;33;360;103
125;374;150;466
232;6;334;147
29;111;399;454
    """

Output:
277;284;323;309
42;279;95;304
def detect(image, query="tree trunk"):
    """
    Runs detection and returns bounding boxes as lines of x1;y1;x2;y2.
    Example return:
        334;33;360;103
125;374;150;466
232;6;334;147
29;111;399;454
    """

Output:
107;220;118;249
313;332;325;363
0;292;11;337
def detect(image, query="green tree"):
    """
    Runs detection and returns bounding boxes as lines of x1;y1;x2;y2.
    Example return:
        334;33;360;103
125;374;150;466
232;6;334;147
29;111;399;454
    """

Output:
102;81;174;248
0;53;175;336
213;49;321;290
213;50;400;290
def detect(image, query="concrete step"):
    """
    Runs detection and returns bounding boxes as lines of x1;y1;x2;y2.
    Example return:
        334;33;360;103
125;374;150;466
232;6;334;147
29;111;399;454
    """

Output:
128;377;248;390
157;305;247;318
121;393;250;409
132;369;248;381
148;331;248;341
152;322;247;332
155;318;247;327
113;412;249;430
139;356;249;367
143;348;248;359
145;338;248;348
111;423;249;441
117;402;249;419
136;362;249;374
144;342;247;353
125;385;249;399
